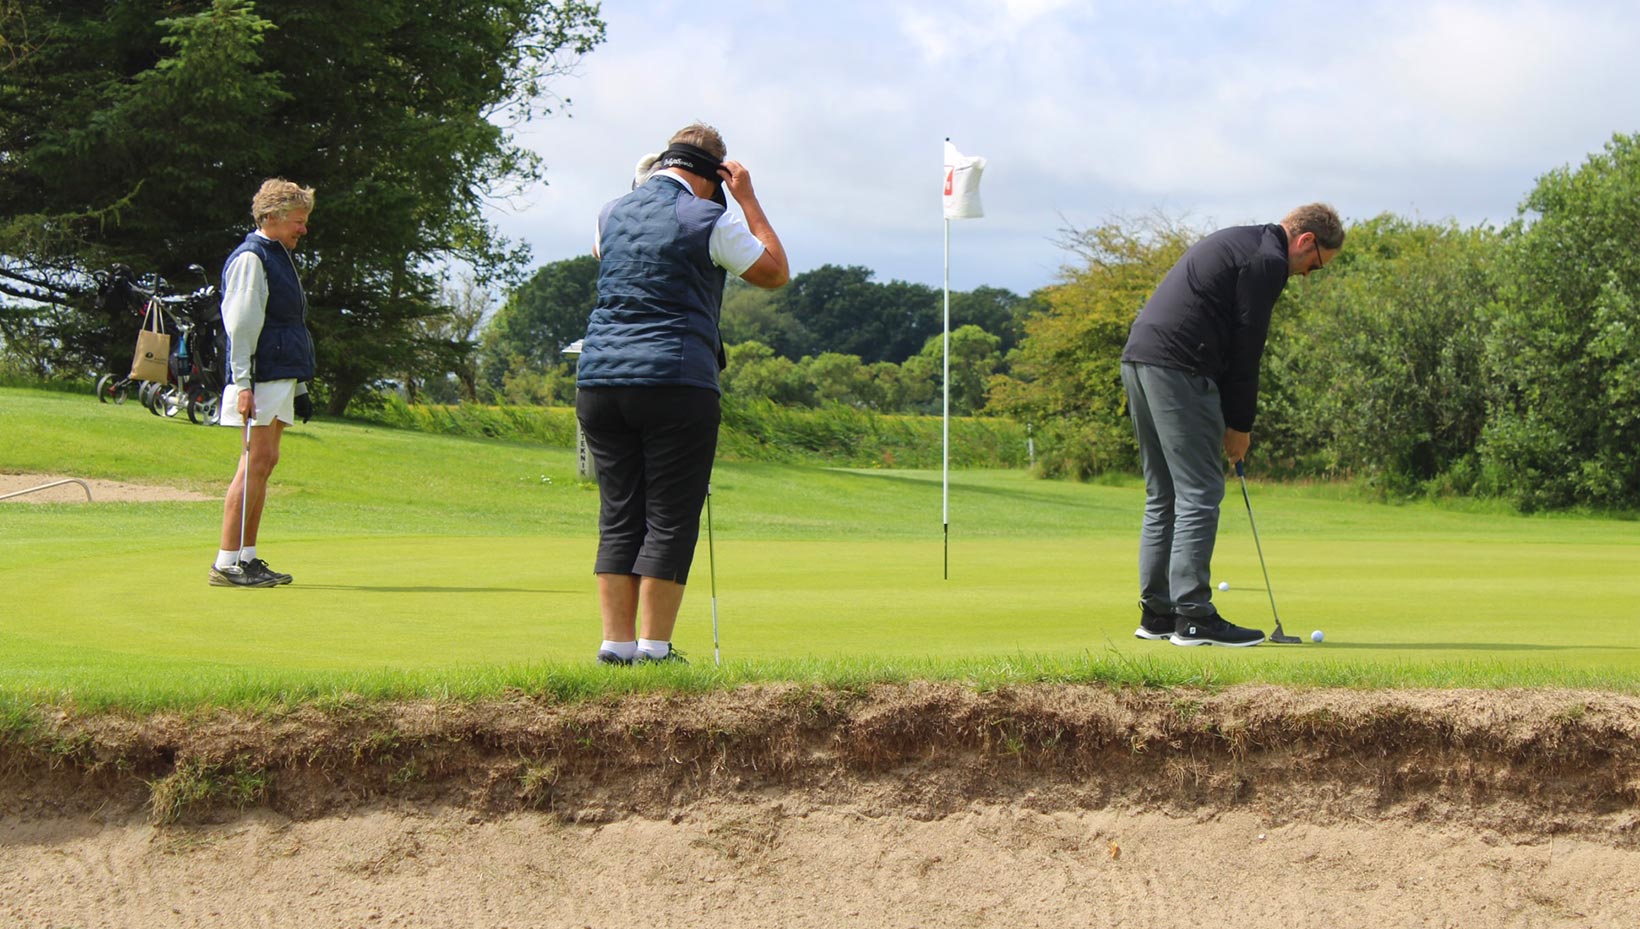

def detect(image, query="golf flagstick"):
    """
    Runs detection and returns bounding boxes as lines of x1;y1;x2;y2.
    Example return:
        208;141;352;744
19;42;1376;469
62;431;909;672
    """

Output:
939;138;985;579
941;215;949;580
1235;460;1302;644
706;482;720;666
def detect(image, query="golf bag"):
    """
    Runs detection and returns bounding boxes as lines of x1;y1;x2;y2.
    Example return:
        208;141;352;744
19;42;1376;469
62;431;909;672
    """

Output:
168;285;226;423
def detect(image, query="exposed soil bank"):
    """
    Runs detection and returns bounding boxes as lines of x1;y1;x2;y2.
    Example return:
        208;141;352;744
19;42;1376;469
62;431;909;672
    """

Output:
5;684;1638;927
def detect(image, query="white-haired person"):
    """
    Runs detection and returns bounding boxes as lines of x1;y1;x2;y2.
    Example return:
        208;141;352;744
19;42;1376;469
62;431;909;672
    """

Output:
577;123;789;664
209;178;317;588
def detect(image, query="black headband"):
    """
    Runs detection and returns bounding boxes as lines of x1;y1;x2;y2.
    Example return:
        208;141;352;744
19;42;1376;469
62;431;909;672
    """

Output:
654;143;724;187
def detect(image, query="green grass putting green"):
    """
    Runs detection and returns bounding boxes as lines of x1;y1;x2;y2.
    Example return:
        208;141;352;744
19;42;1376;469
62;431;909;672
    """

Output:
2;385;1638;708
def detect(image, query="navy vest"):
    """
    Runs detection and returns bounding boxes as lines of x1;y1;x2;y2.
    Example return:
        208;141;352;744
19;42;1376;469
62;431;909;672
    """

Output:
577;176;727;392
221;233;316;383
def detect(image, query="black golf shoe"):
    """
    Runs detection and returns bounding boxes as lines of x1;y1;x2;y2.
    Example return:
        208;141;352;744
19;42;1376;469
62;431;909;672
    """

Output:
1133;606;1176;641
208;563;278;588
635;647;688;665
1171;613;1265;647
596;649;633;666
240;558;292;586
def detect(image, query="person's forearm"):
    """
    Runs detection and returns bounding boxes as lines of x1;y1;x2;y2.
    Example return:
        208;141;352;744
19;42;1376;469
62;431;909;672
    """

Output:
738;197;788;280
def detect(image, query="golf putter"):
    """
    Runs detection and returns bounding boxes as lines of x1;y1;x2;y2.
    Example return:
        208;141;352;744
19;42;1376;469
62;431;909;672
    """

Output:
706;483;721;666
1234;460;1302;644
238;385;253;560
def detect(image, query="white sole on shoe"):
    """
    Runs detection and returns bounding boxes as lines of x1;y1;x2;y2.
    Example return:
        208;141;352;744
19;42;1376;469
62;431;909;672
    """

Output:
1169;634;1266;647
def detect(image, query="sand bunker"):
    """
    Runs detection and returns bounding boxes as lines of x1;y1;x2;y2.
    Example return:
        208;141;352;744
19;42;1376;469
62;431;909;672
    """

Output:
0;472;214;504
3;683;1637;927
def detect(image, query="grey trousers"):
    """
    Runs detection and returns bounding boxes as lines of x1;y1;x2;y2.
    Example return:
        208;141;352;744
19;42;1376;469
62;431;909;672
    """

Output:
1121;362;1225;619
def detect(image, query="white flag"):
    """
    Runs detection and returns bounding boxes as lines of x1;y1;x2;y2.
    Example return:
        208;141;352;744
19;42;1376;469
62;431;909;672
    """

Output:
943;140;985;220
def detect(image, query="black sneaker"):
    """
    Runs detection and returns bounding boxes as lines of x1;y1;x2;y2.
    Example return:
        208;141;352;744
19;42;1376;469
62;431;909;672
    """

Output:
209;563;278;588
635;647;688;665
1134;605;1176;641
240;558;292;586
1171;613;1265;648
596;650;633;666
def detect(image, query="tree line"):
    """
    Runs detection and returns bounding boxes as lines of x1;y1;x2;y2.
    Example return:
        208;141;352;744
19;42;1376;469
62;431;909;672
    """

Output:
996;133;1640;512
475;258;1041;415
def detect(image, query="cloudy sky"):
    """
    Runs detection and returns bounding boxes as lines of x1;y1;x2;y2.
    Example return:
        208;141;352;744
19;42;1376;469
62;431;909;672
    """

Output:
489;0;1640;294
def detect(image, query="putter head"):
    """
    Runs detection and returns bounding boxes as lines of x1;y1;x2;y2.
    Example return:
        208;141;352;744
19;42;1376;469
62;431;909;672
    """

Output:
1269;631;1303;644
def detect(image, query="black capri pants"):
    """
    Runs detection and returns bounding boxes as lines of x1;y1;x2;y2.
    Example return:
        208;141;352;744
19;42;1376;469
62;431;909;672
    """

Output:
575;386;720;584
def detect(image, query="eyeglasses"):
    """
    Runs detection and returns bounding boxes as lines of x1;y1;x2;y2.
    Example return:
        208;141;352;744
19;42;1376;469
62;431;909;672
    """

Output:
1310;238;1327;272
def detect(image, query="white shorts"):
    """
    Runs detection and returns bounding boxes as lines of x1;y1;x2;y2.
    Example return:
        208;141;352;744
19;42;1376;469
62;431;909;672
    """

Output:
219;378;298;428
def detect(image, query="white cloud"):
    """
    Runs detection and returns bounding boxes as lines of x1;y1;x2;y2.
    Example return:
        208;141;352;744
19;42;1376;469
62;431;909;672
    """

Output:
491;0;1640;292
898;0;1082;64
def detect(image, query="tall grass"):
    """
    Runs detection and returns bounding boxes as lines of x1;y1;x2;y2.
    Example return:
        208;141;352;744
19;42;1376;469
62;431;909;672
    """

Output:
357;394;1029;469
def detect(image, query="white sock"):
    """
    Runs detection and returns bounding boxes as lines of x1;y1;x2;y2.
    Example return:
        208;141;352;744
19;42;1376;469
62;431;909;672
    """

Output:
637;638;671;659
241;545;257;563
215;549;241;570
600;640;638;660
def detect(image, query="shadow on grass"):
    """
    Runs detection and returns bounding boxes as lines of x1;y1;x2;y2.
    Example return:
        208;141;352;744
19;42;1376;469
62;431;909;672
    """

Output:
298;585;574;594
1309;642;1638;652
832;467;1130;512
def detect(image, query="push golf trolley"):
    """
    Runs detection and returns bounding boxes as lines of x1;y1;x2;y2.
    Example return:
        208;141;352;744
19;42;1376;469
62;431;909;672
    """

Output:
93;264;225;425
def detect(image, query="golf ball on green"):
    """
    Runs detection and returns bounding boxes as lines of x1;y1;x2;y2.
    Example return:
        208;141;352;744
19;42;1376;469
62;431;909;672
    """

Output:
1217;581;1230;591
1311;630;1324;643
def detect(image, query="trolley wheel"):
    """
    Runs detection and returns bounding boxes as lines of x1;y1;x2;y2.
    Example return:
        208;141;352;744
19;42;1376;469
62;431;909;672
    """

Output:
96;373;114;403
160;387;181;418
190;395;223;426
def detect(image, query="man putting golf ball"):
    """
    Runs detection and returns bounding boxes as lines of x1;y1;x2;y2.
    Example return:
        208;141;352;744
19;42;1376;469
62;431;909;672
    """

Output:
1123;204;1345;647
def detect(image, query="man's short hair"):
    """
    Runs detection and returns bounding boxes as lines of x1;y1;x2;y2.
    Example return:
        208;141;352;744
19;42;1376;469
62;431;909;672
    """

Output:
1282;203;1344;250
669;123;727;161
252;178;316;225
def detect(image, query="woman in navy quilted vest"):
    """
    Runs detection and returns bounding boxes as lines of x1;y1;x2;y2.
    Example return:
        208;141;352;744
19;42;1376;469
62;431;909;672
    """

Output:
578;123;789;665
208;178;318;589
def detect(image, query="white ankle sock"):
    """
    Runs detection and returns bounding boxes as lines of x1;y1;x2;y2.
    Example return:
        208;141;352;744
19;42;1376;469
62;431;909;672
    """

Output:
241;545;257;562
637;638;670;659
215;549;241;570
600;640;638;660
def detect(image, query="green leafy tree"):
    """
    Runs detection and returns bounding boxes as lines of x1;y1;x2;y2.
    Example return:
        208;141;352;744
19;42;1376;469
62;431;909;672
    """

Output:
405;272;494;403
0;0;605;412
864;358;931;412
775;264;939;363
721;340;810;406
990;216;1196;478
479;253;598;394
802;351;873;407
918;324;1001;415
947;285;1038;355
1259;216;1499;491
1;0;286;371
1480;132;1640;510
720;275;803;349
